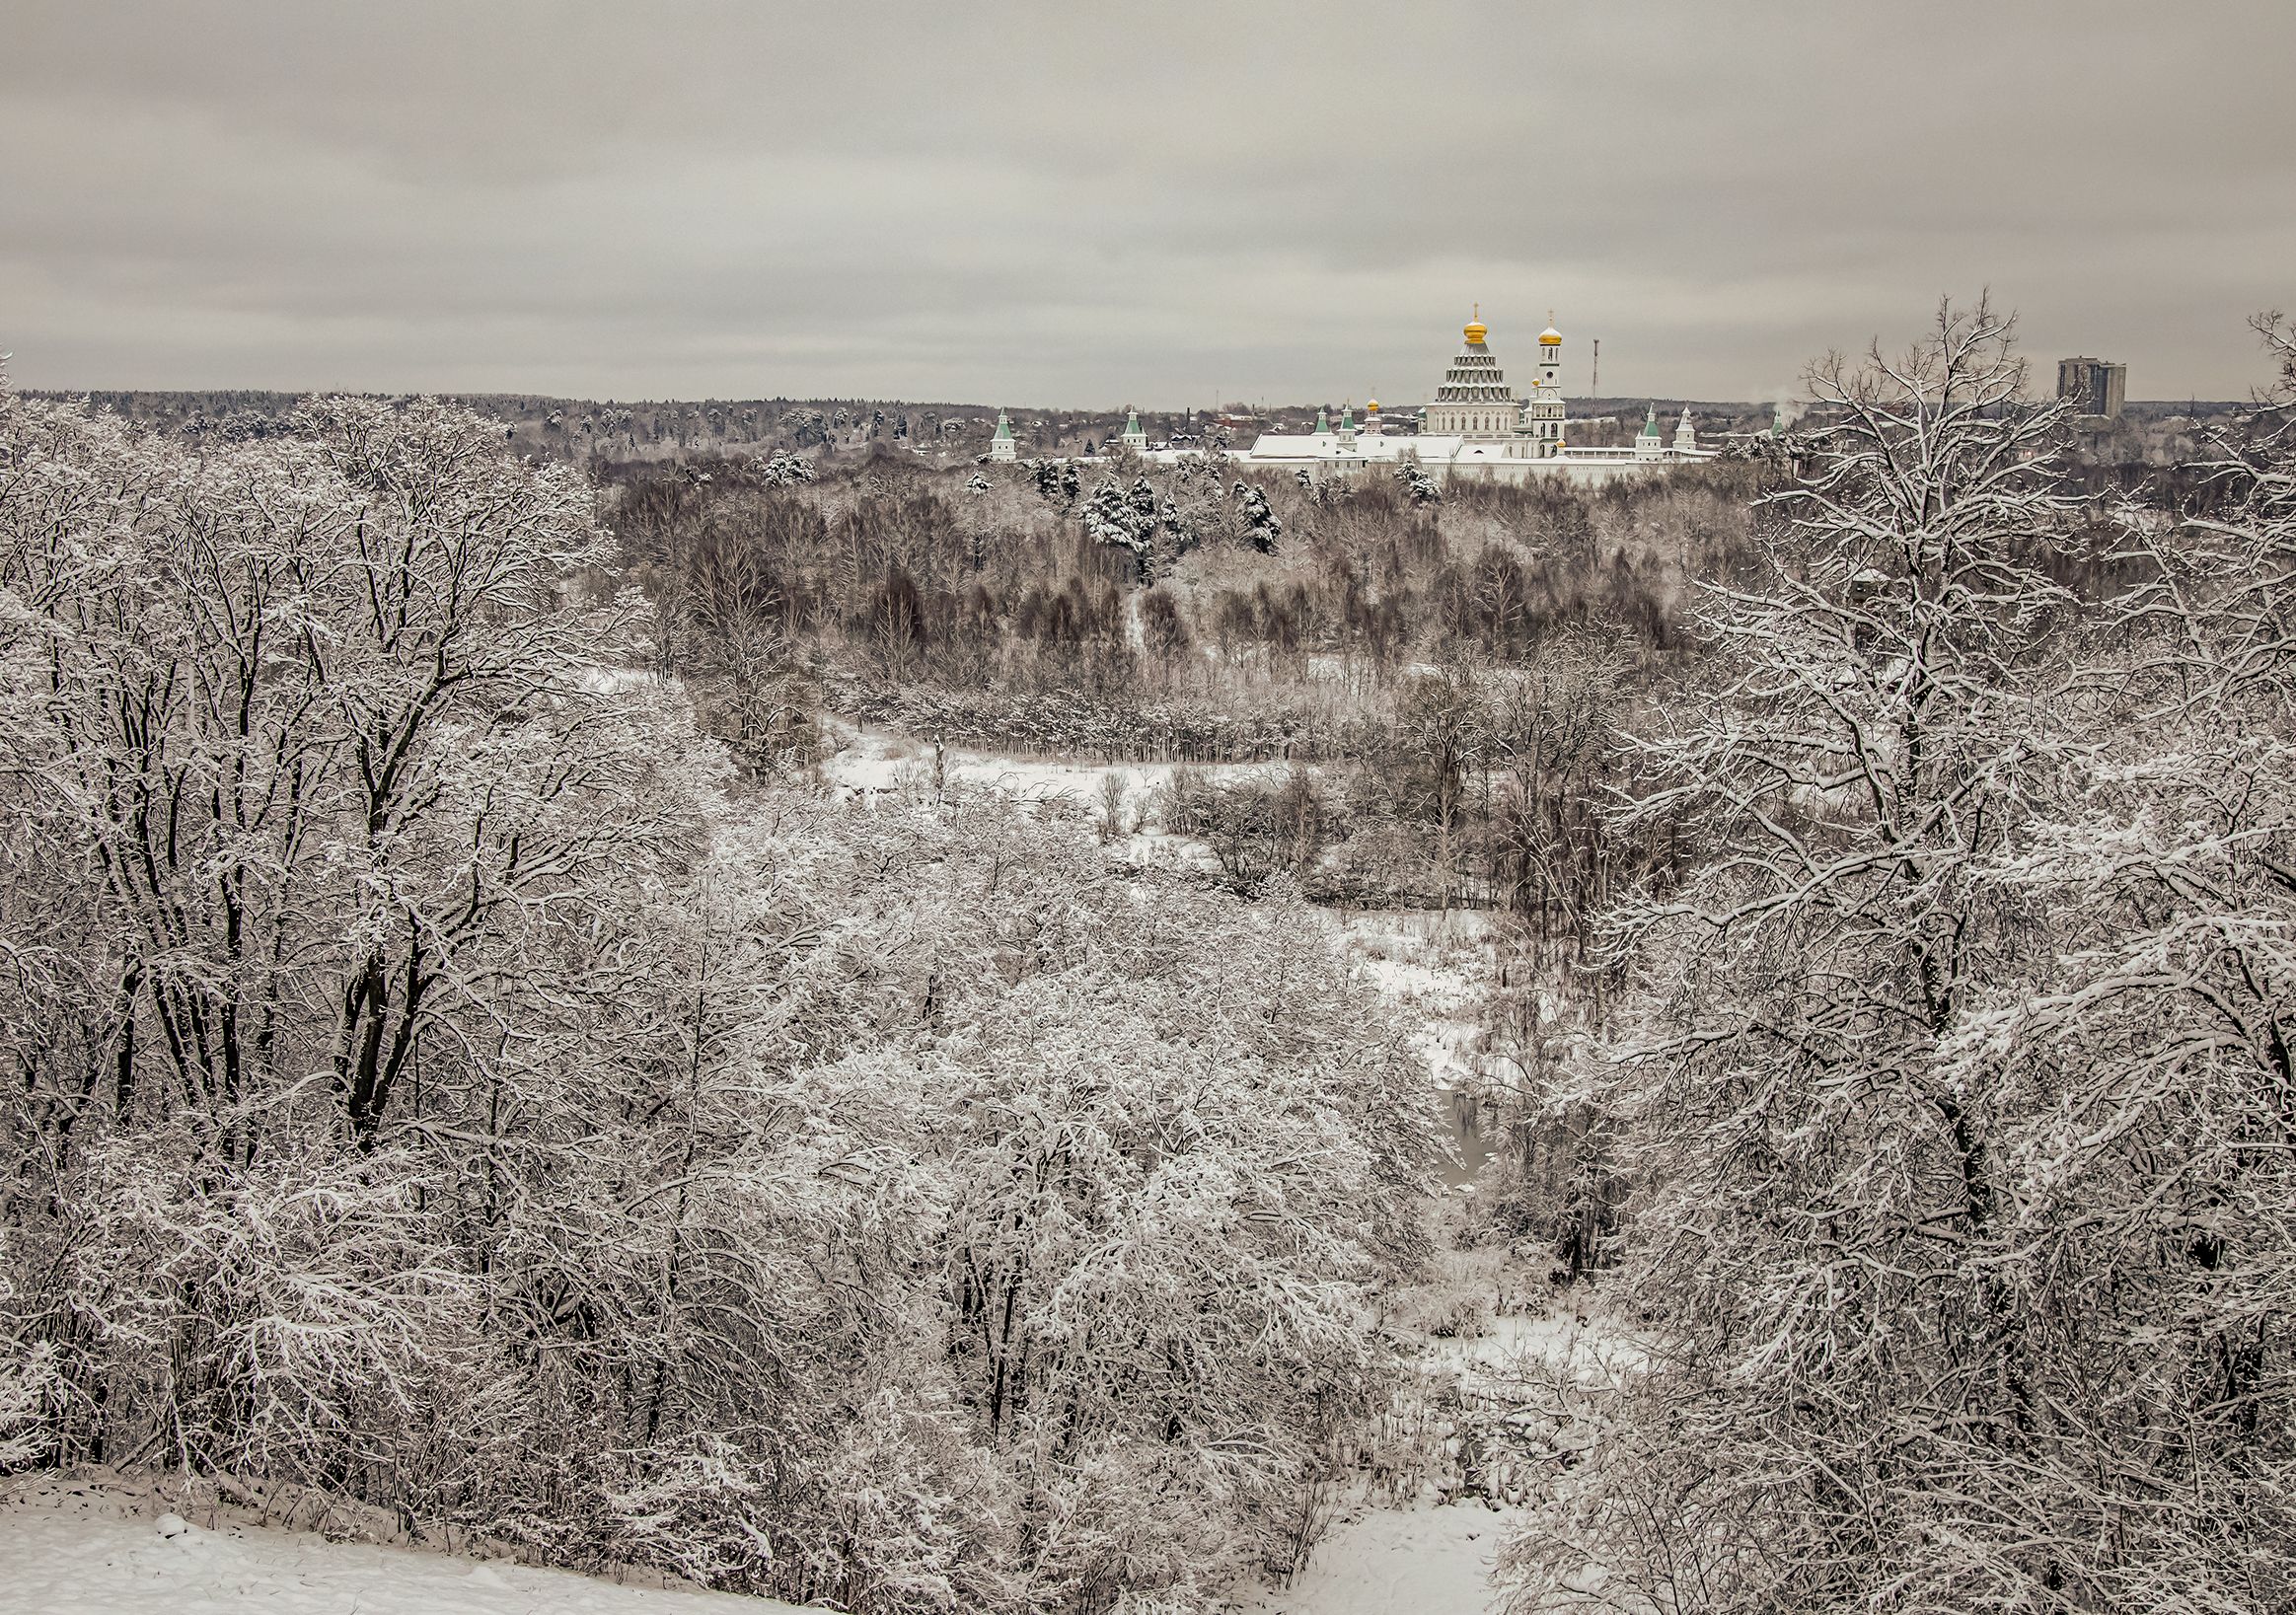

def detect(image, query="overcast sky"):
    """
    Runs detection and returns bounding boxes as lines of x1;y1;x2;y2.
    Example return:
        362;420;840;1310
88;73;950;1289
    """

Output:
4;2;2291;408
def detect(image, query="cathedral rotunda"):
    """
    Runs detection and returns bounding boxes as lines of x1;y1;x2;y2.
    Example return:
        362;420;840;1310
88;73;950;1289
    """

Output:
1424;306;1519;443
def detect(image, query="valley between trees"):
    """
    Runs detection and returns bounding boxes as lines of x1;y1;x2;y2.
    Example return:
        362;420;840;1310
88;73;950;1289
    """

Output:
5;300;2295;1614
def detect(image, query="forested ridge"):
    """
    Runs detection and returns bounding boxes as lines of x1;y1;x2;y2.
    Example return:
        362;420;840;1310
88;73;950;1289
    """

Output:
5;298;2295;1614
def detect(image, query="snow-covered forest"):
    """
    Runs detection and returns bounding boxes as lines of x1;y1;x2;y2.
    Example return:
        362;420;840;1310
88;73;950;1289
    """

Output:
5;300;2294;1614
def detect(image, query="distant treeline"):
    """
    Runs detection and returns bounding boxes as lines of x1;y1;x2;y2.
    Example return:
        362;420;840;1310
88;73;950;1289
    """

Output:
37;387;1822;468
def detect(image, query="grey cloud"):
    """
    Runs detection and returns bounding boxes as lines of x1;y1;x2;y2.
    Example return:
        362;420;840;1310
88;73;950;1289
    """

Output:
2;0;2291;404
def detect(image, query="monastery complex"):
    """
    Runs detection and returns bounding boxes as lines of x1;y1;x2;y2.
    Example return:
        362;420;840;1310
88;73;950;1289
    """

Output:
989;310;1719;484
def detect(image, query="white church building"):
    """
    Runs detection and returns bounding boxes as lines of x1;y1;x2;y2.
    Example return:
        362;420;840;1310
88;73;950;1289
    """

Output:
1145;310;1715;485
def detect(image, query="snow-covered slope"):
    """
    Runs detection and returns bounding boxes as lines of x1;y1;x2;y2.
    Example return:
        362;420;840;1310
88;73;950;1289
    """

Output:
0;1474;796;1615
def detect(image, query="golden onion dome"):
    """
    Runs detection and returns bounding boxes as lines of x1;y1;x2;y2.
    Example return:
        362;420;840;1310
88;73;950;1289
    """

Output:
1368;398;1379;411
1463;302;1487;345
1539;327;1562;346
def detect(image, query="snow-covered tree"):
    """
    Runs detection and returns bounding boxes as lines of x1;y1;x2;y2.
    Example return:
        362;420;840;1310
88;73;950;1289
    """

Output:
1083;477;1157;580
759;448;816;486
1398;462;1442;506
1505;301;2137;1612
1911;312;2296;1610
0;377;1436;1612
1233;479;1281;553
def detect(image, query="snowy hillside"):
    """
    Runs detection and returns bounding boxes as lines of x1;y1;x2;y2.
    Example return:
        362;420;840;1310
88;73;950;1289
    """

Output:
0;1473;796;1615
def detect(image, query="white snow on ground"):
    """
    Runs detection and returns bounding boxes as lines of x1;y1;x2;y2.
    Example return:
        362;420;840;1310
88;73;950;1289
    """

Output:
0;1467;1530;1615
819;720;1288;808
1334;908;1508;1192
1430;1307;1649;1387
1227;1500;1514;1615
1335;909;1498;1089
0;1472;792;1615
819;720;1301;876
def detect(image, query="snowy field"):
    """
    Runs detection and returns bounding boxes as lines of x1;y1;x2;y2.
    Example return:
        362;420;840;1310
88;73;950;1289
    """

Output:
818;718;1291;809
0;1473;794;1615
0;1468;1531;1615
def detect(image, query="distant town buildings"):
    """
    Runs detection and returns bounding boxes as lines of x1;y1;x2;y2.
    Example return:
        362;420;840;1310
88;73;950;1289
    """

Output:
2057;356;2127;421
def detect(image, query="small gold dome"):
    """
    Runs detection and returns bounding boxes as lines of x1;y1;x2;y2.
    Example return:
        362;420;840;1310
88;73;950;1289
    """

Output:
1539;329;1562;346
1368;398;1379;411
1464;320;1487;345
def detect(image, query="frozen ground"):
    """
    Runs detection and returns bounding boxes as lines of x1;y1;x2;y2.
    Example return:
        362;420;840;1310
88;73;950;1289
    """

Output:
818;718;1290;810
818;720;1268;876
1336;908;1499;1085
0;1472;790;1615
1226;1497;1516;1615
1333;907;1510;1191
1429;1305;1648;1389
0;1467;1533;1615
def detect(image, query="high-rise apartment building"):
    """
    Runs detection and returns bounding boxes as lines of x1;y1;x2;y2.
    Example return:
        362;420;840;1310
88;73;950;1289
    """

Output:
2057;356;2127;419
